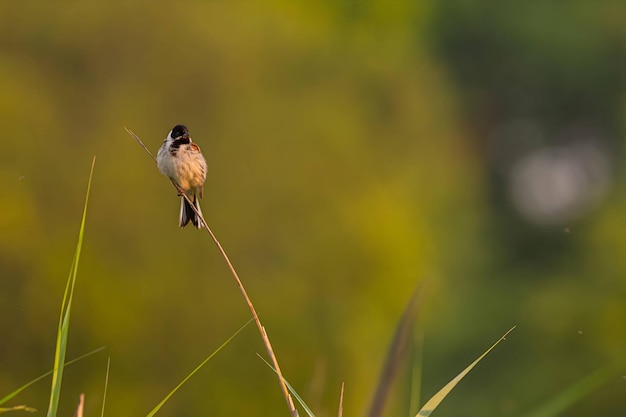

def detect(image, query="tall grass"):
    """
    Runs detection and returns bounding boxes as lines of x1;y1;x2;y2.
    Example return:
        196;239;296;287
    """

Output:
3;136;609;416
46;157;96;417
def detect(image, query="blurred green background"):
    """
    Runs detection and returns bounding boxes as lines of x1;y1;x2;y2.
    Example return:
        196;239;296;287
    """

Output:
1;1;625;416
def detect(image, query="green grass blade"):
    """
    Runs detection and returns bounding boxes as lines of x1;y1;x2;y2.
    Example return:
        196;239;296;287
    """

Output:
46;157;96;417
145;319;253;417
101;358;111;417
0;347;105;406
369;286;423;417
522;366;617;417
257;354;315;417
416;326;515;417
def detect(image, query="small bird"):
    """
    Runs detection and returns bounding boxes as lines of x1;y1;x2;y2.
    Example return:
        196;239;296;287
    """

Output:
157;124;207;229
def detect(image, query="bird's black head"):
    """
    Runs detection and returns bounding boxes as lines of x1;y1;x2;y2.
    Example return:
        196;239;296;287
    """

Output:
171;124;189;139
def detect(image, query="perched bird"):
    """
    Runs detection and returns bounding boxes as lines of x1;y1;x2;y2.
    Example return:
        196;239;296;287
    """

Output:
157;124;207;229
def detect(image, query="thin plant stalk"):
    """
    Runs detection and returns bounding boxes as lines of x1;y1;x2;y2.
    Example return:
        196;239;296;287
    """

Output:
101;358;111;417
146;319;253;417
0;405;36;413
258;354;314;417
126;128;298;417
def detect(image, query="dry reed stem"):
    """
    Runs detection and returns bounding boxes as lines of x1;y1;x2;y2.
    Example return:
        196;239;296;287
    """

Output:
338;383;344;417
125;127;298;417
73;394;84;417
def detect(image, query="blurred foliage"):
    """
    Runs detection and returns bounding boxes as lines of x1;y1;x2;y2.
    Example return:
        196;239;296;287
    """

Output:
0;1;624;417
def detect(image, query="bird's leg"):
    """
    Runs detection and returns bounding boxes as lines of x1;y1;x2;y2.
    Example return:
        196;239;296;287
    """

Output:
169;178;186;196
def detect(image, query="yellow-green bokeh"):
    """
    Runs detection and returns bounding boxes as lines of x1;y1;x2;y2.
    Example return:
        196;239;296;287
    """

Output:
1;2;624;416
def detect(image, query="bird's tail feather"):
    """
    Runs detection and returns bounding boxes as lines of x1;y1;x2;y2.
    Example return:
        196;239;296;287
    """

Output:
179;194;203;229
